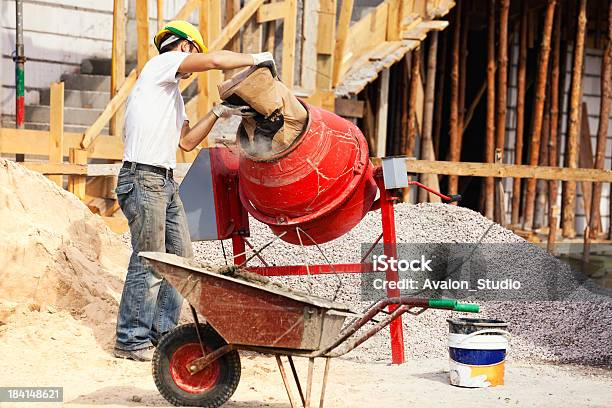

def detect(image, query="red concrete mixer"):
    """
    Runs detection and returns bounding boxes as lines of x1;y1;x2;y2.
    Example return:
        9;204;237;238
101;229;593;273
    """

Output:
238;103;378;245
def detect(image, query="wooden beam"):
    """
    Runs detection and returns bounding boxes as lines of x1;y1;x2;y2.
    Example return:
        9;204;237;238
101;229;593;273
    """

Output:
317;0;336;56
562;0;587;238
68;148;88;200
511;0;528;226
494;148;507;225
198;0;222;118
48;82;64;186
80;69;138;150
448;1;461;194
282;0;298;87
301;0;319;92
257;1;286;22
579;102;594;220
406;47;421;158
110;0;126;138
386;0;402;41
495;0;509;152
403;160;612;182
418;32;441;204
484;0;495;219
21;162;86;175
548;0;561;238
523;0;556;230
157;0;164;31
1;128;120;160
243;0;264;54
590;0;612;238
174;0;199;20
375;68;390;157
136;0;149;72
332;0;354;86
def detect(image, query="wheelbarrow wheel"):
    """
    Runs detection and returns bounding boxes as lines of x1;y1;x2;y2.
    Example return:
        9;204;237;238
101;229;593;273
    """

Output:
153;323;241;407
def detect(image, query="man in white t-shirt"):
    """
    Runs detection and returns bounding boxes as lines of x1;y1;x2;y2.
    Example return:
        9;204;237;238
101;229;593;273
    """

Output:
114;20;273;361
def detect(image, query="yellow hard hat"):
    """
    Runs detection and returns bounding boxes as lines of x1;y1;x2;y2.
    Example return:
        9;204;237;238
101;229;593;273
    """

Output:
154;20;207;53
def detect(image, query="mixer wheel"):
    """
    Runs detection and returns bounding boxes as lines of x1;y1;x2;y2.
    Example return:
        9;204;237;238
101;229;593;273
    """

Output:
153;323;241;407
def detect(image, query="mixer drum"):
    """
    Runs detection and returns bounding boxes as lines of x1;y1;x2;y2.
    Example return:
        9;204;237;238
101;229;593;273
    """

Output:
238;102;378;245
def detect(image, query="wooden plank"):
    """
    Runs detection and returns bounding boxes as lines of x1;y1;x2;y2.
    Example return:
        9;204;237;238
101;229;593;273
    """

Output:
334;98;364;118
282;0;298;87
48;81;64;186
579;102;594;219
415;20;449;31
332;0;354;86
315;0;336;109
110;0;126;138
1;128;195;163
317;0;336;55
368;41;403;61
157;0;164;31
68;148;89;200
136;0;149;72
174;0;199;20
80;69;138;149
403;27;428;41
339;2;389;82
198;0;222;118
387;0;402;41
257;1;287;22
375;68;390;157
243;0;264;53
21;162;86;175
403;160;612;182
418;31;441;204
301;0;319;92
562;0;587;238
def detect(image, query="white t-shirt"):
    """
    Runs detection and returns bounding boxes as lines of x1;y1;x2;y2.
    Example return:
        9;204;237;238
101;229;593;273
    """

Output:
123;51;190;170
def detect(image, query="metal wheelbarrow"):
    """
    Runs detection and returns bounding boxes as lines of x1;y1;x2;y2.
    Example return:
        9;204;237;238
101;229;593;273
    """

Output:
140;252;480;408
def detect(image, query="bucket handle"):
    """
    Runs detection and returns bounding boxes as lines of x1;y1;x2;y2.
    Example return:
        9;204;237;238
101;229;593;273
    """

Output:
456;329;510;344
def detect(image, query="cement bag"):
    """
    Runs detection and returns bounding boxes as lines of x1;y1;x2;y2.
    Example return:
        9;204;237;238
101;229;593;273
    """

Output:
218;65;307;157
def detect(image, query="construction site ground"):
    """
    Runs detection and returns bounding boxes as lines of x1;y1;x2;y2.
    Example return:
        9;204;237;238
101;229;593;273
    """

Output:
1;159;611;407
0;310;610;408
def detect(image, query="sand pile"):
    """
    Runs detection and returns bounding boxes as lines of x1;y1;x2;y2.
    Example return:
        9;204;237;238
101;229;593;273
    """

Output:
0;159;128;324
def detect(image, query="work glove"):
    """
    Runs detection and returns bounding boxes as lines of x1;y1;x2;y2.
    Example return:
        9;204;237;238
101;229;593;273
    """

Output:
251;52;278;78
212;102;257;118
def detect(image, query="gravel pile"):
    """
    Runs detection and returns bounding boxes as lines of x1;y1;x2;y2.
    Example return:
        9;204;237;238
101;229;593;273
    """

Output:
184;203;611;367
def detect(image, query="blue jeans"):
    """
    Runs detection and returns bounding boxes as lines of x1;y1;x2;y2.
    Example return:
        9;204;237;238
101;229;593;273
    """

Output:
114;166;193;351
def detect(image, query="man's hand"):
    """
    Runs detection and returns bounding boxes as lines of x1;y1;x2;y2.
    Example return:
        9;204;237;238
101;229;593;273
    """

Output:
251;53;278;77
212;103;257;119
250;52;274;65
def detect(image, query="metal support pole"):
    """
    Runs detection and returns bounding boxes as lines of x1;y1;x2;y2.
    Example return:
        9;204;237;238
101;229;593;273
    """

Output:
14;0;26;162
375;176;405;364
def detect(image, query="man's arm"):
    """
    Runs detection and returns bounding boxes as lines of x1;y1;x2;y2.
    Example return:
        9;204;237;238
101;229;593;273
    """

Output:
179;50;254;73
179;104;256;151
179;112;218;152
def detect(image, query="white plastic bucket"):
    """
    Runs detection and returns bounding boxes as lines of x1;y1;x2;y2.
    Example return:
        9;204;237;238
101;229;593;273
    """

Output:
448;328;510;388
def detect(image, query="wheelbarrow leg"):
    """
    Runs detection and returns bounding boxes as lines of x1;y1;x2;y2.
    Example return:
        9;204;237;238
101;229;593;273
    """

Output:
288;356;306;406
276;356;300;408
305;358;314;408
318;358;331;408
